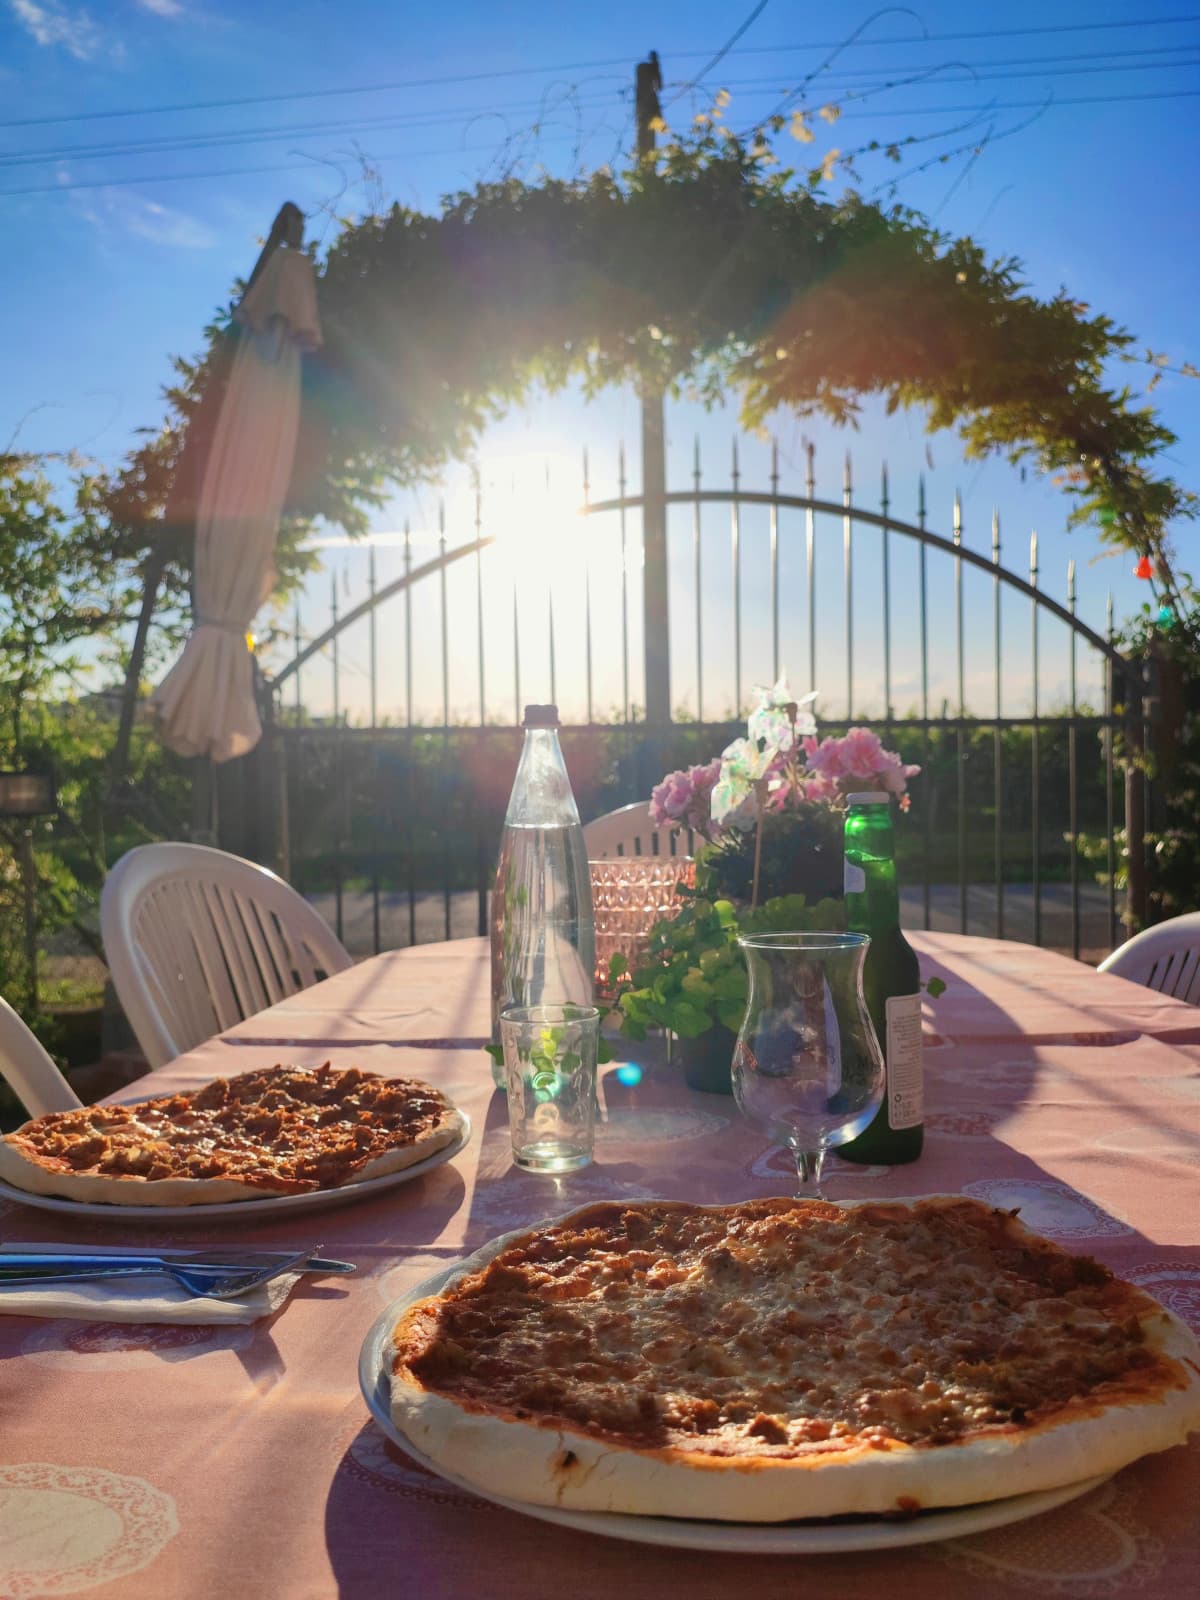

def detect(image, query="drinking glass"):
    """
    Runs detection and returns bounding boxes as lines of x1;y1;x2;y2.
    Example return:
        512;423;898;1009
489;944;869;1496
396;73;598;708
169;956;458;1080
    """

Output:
732;933;884;1198
499;1003;601;1173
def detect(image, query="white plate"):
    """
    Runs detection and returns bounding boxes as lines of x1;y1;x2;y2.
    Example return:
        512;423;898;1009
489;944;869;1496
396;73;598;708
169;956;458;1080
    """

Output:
359;1242;1110;1555
0;1113;471;1224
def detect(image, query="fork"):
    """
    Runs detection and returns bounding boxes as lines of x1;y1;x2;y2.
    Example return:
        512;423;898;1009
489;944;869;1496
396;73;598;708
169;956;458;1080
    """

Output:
0;1249;313;1300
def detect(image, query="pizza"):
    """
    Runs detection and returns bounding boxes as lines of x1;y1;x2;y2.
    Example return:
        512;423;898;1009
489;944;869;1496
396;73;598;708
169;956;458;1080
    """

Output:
389;1196;1200;1522
0;1064;465;1207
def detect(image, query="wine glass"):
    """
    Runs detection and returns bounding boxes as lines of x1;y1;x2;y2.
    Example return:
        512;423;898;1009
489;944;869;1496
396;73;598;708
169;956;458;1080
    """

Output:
732;932;884;1198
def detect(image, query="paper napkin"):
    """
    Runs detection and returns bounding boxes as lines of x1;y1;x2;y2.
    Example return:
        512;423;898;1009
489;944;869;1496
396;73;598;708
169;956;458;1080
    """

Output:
0;1243;302;1325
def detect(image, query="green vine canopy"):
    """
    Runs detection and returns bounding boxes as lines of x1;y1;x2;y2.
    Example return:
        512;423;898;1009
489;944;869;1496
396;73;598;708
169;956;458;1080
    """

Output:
294;116;1194;603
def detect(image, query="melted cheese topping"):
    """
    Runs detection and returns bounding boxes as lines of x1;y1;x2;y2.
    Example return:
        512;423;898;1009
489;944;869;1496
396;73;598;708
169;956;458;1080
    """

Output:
397;1199;1167;1458
6;1065;452;1192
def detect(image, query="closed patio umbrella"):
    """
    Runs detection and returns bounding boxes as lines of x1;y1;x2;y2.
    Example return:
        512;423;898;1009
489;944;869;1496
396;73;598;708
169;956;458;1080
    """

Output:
152;223;321;762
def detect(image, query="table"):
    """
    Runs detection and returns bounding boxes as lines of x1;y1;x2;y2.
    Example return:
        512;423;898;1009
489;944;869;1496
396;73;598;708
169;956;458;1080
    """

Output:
2;933;1198;1598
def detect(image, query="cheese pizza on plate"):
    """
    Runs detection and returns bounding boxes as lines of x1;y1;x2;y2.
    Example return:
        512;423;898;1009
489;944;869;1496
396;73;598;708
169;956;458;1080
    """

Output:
0;1064;464;1206
389;1196;1200;1521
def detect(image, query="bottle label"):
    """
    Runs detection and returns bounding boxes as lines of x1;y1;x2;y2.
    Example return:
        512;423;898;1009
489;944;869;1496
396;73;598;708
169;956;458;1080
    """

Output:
843;860;866;895
885;994;923;1130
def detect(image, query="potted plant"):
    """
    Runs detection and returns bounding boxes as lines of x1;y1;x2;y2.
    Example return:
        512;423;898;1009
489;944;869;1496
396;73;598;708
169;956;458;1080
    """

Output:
611;679;920;1091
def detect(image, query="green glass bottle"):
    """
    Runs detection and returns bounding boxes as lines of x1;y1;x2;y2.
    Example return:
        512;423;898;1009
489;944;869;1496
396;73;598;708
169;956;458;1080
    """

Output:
837;792;924;1164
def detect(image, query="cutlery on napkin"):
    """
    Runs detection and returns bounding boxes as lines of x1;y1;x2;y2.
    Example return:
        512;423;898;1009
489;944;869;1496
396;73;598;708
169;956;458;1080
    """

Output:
0;1243;357;1325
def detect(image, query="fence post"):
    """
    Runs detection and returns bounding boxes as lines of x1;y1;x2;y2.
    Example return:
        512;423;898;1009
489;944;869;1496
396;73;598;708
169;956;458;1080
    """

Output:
1122;660;1148;931
19;828;38;1012
636;53;670;733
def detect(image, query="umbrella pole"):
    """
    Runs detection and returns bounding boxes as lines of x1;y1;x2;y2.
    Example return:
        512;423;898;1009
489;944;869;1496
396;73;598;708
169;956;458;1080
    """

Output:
191;756;217;845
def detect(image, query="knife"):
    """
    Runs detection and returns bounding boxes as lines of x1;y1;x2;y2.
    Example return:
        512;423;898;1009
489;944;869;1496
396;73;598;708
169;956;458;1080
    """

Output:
0;1249;356;1278
0;1249;316;1300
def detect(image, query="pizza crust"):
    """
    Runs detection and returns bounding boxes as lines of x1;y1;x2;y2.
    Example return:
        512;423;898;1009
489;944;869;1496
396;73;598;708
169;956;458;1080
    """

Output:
389;1197;1200;1522
0;1112;462;1206
0;1069;465;1207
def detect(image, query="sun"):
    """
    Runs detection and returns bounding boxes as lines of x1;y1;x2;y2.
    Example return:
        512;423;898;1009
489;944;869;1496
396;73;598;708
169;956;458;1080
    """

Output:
474;449;589;584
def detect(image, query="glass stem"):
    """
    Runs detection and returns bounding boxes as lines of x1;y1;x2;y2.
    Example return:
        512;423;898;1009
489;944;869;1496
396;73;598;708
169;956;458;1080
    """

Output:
791;1144;827;1201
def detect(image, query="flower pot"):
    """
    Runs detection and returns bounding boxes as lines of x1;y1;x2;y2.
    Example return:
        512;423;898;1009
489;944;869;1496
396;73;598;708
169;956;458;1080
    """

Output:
677;1025;737;1094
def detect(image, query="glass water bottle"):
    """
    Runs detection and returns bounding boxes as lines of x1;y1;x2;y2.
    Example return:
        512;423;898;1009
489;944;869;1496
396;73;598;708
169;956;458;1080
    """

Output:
489;705;595;1087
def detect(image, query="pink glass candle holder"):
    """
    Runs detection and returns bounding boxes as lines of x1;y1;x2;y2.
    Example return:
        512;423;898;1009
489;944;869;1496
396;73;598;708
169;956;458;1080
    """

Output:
589;855;695;1000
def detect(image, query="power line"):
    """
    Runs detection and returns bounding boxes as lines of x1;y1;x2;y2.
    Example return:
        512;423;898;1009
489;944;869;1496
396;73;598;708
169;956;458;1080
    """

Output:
837;88;1200;117
2;14;1197;131
0;136;583;198
732;42;1200;76
726;14;1200;54
665;0;771;107
4;44;1193;173
3;86;1195;201
0;90;620;171
717;47;1200;86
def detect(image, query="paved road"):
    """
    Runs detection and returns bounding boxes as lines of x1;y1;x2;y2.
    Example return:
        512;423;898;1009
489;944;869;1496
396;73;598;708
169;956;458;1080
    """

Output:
307;883;1119;965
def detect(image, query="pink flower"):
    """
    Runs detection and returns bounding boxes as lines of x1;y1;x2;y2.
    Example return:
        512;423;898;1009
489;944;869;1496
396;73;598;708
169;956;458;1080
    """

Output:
650;773;684;827
802;773;840;803
649;759;721;840
649;714;919;841
875;749;922;797
806;736;847;779
839;726;888;779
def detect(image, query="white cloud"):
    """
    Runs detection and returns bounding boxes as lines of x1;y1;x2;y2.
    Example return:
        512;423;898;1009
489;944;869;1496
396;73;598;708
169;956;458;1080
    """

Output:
9;0;101;58
136;0;183;15
71;189;216;250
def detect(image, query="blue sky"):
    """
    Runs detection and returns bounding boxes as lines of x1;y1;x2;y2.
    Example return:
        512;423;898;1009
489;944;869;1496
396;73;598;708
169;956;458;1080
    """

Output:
2;0;1198;724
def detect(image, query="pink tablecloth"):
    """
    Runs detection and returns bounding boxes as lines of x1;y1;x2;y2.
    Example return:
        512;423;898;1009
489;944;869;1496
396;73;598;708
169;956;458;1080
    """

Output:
2;934;1198;1599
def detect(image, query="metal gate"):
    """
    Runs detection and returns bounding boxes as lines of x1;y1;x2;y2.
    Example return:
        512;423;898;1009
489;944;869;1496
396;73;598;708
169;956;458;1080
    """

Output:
256;440;1138;962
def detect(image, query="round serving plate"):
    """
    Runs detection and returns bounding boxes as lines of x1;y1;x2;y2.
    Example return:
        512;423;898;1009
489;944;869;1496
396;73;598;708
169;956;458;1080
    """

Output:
0;1113;471;1223
359;1240;1110;1556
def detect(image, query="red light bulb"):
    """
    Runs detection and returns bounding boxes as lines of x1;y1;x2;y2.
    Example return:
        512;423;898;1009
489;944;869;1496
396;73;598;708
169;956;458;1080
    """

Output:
1134;555;1154;580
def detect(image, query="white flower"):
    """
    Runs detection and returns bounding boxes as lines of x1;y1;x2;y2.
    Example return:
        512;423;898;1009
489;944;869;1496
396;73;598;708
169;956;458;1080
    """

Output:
747;676;817;750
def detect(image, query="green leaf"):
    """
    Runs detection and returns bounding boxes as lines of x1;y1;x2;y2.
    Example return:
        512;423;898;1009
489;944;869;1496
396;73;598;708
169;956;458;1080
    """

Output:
924;976;946;999
620;992;652;1024
666;1001;711;1038
608;951;628;980
680;969;715;1001
712;967;748;1001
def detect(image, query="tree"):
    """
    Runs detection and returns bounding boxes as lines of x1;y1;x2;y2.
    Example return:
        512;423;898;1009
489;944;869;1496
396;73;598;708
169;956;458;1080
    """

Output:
0;455;136;753
0;456;142;1013
300;119;1193;634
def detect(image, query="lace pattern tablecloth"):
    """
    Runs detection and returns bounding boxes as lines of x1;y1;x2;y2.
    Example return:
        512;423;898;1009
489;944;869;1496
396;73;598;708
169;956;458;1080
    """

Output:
1;934;1197;1599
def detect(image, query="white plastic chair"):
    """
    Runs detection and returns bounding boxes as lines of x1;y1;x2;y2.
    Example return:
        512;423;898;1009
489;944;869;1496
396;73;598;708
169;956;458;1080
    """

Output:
1098;912;1200;1006
583;802;691;860
0;993;83;1119
100;843;353;1068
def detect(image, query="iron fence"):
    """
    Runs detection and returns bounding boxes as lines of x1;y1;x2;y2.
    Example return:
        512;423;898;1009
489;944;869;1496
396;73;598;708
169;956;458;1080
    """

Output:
253;440;1138;963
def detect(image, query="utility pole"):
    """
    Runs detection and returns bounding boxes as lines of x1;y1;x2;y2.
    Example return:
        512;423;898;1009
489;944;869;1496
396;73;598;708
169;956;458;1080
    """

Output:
635;52;670;735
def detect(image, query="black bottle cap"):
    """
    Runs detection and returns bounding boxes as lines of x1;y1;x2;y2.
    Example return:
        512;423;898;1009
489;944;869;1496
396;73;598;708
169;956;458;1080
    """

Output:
522;704;560;728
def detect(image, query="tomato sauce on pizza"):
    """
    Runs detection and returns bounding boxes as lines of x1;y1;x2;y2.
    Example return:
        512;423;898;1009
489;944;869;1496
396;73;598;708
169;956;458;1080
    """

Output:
390;1198;1200;1520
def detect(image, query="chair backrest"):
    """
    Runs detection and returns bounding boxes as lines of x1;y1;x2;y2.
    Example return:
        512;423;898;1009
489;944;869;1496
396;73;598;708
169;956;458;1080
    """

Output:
0;993;82;1119
583;801;690;860
1097;911;1200;1006
101;843;353;1068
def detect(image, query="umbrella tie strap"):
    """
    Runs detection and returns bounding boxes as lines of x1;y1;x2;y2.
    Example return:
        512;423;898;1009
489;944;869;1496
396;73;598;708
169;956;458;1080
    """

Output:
195;616;250;638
